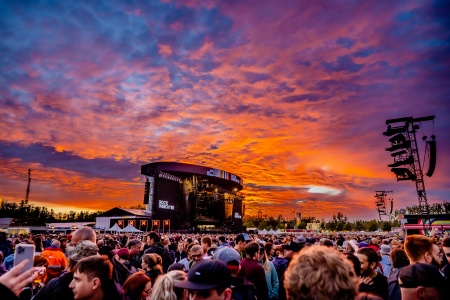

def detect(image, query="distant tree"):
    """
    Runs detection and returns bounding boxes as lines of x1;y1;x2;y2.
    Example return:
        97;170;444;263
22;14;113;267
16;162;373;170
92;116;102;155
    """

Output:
243;221;256;228
382;222;391;232
344;222;353;231
258;221;268;230
366;220;378;232
129;203;146;210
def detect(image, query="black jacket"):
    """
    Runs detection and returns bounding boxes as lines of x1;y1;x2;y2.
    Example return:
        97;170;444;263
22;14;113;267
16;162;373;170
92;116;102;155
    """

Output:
144;243;170;272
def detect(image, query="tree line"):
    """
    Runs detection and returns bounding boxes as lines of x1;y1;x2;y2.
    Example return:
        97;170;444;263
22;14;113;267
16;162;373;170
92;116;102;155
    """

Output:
0;200;104;226
243;202;449;232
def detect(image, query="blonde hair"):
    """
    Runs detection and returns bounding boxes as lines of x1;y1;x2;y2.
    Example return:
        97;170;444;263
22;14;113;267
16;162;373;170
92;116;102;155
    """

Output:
150;270;187;300
284;245;358;300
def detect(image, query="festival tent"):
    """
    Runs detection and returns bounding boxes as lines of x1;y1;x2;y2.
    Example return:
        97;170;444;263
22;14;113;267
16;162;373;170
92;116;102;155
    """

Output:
122;224;143;233
275;229;282;235
268;229;276;234
108;223;123;232
258;229;268;234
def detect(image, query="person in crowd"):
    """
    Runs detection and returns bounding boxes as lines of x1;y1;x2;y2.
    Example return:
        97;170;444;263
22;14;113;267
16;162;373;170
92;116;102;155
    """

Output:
118;247;138;273
272;245;288;283
33;236;44;253
188;245;203;269
173;260;233;300
167;263;186;272
387;248;410;300
235;233;251;259
379;244;392;277
0;251;7;276
398;263;447;300
141;253;163;284
320;238;334;248
32;240;100;300
238;241;269;300
59;238;67;256
264;242;275;261
258;244;279;300
284;245;359;300
150;270;187;300
345;253;362;279
127;239;143;270
179;243;194;271
123;271;152;300
201;236;214;258
216;236;229;251
0;260;38;300
404;235;443;268
69;255;122;300
442;237;450;278
66;227;97;257
369;238;380;253
0;232;12;258
174;241;187;263
356;247;388;300
40;239;67;282
144;232;170;273
111;247;133;285
214;246;257;300
32;255;49;295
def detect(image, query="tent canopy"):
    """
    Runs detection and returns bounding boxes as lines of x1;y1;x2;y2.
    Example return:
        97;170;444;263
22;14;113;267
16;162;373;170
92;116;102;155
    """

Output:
108;223;123;232
122;224;143;233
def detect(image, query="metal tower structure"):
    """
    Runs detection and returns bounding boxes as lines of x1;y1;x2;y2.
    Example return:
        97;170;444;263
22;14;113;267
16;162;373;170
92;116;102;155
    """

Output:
24;169;31;205
374;191;393;220
383;115;436;232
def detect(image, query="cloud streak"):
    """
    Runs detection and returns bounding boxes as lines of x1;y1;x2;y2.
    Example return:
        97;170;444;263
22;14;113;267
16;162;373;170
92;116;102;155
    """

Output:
1;0;449;220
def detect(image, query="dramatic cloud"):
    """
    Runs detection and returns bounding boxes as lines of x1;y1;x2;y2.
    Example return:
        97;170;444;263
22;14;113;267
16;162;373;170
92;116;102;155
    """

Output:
1;0;449;221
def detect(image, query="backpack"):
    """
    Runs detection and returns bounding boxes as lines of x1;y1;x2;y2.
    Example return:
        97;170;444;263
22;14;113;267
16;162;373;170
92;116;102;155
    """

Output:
387;268;402;300
232;282;257;300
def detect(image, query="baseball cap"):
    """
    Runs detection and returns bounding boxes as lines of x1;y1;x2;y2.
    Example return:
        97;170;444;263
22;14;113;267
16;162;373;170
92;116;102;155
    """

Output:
70;240;99;262
399;263;446;290
296;236;306;244
236;233;251;243
173;260;231;290
214;247;241;264
380;244;391;255
117;248;130;259
358;241;369;248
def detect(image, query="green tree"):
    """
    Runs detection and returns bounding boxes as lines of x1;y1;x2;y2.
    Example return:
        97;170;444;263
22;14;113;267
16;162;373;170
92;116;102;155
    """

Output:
344;222;353;231
258;221;268;230
382;222;391;232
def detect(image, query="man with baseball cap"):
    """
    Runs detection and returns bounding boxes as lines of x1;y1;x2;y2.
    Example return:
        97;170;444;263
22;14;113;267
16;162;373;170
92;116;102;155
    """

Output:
399;263;448;299
173;259;233;300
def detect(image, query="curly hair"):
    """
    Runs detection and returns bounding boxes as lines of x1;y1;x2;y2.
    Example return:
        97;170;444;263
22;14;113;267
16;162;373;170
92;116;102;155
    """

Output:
150;270;187;300
284;245;358;300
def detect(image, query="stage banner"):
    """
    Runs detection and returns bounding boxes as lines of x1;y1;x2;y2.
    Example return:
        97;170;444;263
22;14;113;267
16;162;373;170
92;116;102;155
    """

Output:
128;220;135;226
118;220;124;228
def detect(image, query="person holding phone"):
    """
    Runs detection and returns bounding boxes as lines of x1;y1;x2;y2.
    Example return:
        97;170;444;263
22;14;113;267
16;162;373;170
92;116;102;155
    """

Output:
0;259;38;300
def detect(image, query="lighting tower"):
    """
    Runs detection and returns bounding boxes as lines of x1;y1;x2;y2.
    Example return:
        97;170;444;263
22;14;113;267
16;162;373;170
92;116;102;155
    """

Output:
383;115;436;231
24;169;31;205
374;191;393;220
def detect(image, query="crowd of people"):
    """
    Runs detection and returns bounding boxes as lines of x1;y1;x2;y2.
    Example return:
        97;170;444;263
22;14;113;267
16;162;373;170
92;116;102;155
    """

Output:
0;228;449;300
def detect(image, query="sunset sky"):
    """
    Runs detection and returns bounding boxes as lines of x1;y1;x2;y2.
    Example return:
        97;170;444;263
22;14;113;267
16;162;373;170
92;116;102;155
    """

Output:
1;0;449;221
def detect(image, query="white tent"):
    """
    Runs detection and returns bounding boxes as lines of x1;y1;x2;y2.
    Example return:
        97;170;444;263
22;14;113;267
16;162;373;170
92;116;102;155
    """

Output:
268;229;276;234
275;229;282;235
122;224;143;233
258;229;268;234
108;223;123;232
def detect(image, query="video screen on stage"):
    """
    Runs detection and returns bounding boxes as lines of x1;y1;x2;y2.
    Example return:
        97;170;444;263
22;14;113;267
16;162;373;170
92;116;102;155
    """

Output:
154;178;182;225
